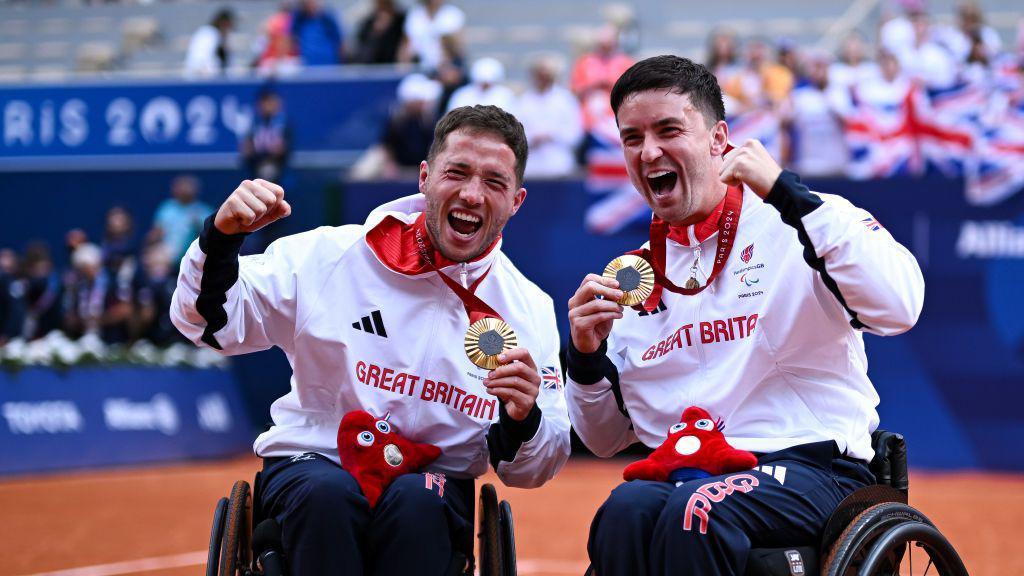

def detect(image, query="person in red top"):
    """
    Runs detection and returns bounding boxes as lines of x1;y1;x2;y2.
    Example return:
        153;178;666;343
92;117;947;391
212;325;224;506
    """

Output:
570;25;635;99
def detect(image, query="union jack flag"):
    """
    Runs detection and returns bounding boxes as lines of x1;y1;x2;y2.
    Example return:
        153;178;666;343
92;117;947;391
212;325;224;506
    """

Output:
862;217;883;231
965;89;1024;206
541;366;563;391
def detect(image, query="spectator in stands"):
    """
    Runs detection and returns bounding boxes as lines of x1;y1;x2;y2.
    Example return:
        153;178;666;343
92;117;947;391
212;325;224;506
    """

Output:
63;243;131;344
64;228;88;264
101;206;136;285
570;25;634;99
513;55;583;178
434;34;468;114
852;49;911;114
446;57;514;112
354;0;408;64
723;37;794;112
936;1;1002;65
706;27;741;86
20;242;62;341
898;9;957;89
152;175;214;264
291;0;345;66
785;52;849;177
255;4;302;78
0;248;23;344
135;244;181;346
402;0;465;72
829;32;880;96
777;38;802;80
352;73;441;180
879;0;923;58
242;88;292;183
184;7;236;78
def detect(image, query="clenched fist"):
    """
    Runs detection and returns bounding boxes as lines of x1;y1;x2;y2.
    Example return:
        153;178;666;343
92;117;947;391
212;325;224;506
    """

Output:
720;139;783;199
214;179;292;235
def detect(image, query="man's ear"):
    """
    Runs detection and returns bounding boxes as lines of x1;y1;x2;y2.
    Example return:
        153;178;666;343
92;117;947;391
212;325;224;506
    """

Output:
418;160;430;193
710;120;730;157
510;187;527;216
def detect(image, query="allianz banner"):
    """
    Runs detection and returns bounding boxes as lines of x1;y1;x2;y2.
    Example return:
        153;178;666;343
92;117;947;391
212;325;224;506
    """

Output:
0;71;400;170
0;367;252;474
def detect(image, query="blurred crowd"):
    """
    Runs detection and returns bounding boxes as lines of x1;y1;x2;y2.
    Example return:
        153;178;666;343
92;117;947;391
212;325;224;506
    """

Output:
0;176;219;349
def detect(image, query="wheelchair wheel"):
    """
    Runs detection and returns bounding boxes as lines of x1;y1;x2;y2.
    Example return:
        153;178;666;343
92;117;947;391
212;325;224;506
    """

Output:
206;497;229;576
478;483;503;576
824;502;967;576
219;480;253;576
499;500;516;576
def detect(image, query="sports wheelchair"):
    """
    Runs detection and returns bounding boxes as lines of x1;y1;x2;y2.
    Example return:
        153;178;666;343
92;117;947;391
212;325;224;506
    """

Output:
584;431;968;576
742;430;967;576
206;471;517;576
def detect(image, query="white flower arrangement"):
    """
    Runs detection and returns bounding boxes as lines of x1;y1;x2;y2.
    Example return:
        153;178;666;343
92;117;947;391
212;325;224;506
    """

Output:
0;331;230;370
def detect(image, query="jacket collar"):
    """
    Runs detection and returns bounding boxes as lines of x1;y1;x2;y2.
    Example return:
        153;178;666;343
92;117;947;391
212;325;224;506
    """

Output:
364;203;501;277
664;191;729;247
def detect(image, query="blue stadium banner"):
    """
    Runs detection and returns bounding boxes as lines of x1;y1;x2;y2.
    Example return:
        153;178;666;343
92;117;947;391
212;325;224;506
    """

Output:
0;367;253;475
0;71;401;170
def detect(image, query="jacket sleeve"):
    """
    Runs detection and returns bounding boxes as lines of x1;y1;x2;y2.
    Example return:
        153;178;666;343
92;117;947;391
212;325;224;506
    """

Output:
486;296;571;488
564;335;639;458
170;216;358;356
765;170;925;336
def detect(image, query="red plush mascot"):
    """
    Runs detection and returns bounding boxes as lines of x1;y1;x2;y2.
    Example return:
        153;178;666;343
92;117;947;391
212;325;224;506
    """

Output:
623;406;758;484
337;411;441;508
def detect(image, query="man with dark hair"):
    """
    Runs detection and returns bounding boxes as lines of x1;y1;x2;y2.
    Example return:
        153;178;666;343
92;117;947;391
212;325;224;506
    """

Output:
172;105;569;575
567;55;924;574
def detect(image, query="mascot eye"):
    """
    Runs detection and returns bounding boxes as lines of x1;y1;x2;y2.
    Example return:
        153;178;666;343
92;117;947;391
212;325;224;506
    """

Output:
694;419;714;431
357;431;375;446
375;420;391;434
669;422;687;433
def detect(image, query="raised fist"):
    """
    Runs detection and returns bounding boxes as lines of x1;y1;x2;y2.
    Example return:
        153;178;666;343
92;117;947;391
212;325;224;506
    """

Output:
214;179;292;235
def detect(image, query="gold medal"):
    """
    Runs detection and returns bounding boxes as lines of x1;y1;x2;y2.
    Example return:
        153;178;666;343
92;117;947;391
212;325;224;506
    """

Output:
464;317;518;369
603;254;655;306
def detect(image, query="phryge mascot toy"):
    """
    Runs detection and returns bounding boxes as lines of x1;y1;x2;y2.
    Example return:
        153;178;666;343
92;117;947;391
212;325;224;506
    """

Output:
337;411;441;508
624;406;758;485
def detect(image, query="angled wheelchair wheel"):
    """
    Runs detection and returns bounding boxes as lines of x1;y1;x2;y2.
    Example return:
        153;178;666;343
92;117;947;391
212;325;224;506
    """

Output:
207;497;229;576
478;483;503;576
218;480;253;576
824;502;967;576
499;500;516;576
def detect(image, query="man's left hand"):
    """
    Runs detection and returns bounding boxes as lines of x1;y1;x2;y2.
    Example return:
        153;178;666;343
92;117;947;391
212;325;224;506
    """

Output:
720;139;783;199
484;347;541;421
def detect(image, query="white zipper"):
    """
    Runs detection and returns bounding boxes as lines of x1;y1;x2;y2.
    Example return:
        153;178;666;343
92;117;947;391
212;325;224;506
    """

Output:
459;262;468;289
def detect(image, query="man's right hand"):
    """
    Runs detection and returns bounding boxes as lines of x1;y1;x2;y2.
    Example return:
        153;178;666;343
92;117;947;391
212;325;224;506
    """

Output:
568;274;625;354
214;179;292;235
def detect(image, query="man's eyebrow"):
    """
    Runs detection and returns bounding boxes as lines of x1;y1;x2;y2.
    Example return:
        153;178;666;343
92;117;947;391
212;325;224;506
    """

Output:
620;117;685;135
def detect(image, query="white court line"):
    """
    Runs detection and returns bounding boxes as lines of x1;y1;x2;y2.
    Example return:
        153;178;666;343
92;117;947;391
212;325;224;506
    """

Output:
20;551;208;576
21;552;589;576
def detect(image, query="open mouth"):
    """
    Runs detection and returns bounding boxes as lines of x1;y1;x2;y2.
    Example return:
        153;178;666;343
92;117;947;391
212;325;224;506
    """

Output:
447;209;482;237
647;170;678;196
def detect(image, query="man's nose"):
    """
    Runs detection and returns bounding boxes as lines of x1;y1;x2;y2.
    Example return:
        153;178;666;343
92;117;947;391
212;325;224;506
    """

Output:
459;180;485;205
640;138;663;163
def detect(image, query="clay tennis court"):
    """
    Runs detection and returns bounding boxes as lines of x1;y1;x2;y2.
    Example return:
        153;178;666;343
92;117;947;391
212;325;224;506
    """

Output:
3;456;1021;575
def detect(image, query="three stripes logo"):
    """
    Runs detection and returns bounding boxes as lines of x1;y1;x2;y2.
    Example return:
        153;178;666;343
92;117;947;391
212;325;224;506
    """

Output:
637;299;668;317
352;310;388;338
754;464;787;485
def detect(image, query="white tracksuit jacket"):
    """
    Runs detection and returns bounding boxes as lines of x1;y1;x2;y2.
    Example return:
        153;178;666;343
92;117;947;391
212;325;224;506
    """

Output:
566;171;925;462
171;194;570;488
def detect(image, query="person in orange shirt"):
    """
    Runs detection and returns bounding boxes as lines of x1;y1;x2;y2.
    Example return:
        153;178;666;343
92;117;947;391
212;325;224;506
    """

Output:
722;38;794;111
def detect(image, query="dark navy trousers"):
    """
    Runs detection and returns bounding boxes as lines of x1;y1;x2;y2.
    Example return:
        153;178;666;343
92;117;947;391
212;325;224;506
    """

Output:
259;453;474;576
589;441;874;576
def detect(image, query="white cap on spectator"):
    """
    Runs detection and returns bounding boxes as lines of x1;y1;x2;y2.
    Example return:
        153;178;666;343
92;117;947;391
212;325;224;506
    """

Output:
397;73;442;103
72;243;102;269
470;57;505;85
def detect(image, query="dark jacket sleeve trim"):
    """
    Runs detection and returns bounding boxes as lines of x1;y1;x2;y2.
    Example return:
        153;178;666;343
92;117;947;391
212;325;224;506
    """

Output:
196;215;249;349
566;339;630;419
486;403;542;469
764;170;868;330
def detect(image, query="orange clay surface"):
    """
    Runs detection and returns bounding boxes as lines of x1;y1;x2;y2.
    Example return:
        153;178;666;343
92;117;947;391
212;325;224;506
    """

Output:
2;456;1020;575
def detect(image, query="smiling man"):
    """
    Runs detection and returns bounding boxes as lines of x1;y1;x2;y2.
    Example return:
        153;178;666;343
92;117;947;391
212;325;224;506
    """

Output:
171;105;570;575
566;56;925;575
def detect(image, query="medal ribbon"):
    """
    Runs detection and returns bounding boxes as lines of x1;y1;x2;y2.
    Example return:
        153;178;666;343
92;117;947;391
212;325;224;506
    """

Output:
631;184;744;312
413;226;503;326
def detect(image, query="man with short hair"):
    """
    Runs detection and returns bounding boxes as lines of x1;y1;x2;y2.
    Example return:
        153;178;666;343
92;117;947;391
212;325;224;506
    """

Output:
172;105;570;575
566;55;924;575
